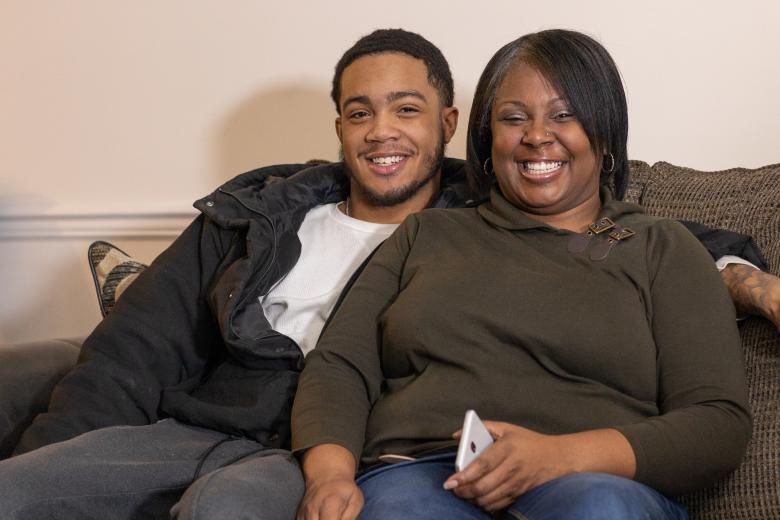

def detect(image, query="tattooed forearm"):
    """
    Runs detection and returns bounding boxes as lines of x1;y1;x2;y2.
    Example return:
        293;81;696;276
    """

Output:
721;264;780;333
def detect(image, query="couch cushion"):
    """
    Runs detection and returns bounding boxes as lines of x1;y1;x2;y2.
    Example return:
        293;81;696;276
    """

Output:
626;161;779;274
0;339;81;459
627;160;780;519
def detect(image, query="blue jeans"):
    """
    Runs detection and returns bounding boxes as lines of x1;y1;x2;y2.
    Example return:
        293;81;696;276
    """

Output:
356;454;687;520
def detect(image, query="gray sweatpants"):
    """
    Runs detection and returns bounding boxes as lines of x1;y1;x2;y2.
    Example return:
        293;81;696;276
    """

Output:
0;418;304;519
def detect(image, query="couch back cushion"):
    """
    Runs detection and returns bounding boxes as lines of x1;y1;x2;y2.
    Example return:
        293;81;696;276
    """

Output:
627;160;780;519
626;160;779;274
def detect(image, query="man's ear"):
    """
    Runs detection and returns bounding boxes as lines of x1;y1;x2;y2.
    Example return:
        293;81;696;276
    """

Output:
335;116;343;143
441;106;459;144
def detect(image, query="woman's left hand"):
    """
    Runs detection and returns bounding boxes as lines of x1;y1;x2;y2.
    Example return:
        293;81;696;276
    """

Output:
444;421;567;511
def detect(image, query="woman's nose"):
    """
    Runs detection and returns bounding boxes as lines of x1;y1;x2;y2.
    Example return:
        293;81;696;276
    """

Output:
521;120;553;147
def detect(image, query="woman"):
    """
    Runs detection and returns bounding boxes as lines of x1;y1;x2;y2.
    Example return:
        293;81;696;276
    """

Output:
291;30;751;520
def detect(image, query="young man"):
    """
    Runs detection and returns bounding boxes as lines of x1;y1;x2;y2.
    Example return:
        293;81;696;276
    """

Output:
0;29;776;520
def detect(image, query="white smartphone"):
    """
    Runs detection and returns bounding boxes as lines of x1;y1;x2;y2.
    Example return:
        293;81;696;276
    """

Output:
455;409;494;471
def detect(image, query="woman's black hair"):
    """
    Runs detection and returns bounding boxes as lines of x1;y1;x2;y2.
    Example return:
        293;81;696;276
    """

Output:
466;29;629;200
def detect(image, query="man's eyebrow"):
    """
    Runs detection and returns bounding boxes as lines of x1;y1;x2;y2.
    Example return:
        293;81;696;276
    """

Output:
342;90;428;110
342;95;371;109
387;90;427;103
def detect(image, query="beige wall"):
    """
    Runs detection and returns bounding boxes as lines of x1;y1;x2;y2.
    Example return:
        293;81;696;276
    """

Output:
1;0;778;343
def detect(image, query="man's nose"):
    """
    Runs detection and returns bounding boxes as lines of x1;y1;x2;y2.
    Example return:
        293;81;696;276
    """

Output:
365;112;401;142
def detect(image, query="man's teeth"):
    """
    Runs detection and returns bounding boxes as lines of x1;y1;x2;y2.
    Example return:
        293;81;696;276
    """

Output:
524;161;562;174
371;156;404;165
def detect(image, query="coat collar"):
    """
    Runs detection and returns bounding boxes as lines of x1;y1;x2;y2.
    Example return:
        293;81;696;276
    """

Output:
195;158;471;228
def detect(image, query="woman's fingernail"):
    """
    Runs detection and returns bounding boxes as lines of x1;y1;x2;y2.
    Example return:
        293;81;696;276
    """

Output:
443;479;458;490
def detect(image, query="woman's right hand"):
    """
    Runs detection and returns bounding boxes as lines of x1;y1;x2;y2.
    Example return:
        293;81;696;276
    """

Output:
297;444;364;520
445;422;636;512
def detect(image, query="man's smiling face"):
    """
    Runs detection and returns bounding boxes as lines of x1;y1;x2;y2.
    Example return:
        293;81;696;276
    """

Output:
336;52;457;209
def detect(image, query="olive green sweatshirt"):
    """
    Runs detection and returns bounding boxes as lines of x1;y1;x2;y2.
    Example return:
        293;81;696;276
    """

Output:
292;187;751;496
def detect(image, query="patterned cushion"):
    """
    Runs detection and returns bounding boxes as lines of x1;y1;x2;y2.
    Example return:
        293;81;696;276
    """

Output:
627;161;780;520
626;160;780;275
87;241;147;317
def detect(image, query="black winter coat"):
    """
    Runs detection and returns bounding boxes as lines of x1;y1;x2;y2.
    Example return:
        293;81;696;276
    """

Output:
15;159;472;453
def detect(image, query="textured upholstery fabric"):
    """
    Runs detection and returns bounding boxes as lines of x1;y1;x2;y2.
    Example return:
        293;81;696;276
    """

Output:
626;160;780;520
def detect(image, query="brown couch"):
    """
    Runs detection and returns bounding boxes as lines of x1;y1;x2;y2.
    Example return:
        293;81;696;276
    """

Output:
1;160;778;519
624;160;780;519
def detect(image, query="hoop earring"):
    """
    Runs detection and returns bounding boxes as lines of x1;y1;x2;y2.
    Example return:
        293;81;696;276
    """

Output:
603;152;615;173
483;157;493;177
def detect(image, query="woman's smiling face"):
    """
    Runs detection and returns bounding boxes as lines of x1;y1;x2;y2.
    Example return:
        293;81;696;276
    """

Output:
490;61;602;229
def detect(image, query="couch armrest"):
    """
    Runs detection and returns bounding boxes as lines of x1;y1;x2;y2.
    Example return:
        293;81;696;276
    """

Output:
0;338;81;458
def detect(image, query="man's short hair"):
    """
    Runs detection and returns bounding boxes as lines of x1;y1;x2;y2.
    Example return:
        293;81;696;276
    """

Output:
331;29;454;113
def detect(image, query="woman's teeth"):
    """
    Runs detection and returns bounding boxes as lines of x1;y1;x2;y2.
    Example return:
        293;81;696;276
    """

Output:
371;156;404;165
524;161;562;174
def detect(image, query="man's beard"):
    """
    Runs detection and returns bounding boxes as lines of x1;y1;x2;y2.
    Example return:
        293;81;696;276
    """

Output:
341;130;446;208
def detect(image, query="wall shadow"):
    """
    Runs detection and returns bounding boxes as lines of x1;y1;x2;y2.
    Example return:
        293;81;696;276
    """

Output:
211;84;477;186
0;193;54;216
211;83;340;184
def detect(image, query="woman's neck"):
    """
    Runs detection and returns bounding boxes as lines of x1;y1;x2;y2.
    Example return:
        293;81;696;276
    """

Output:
519;191;603;233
